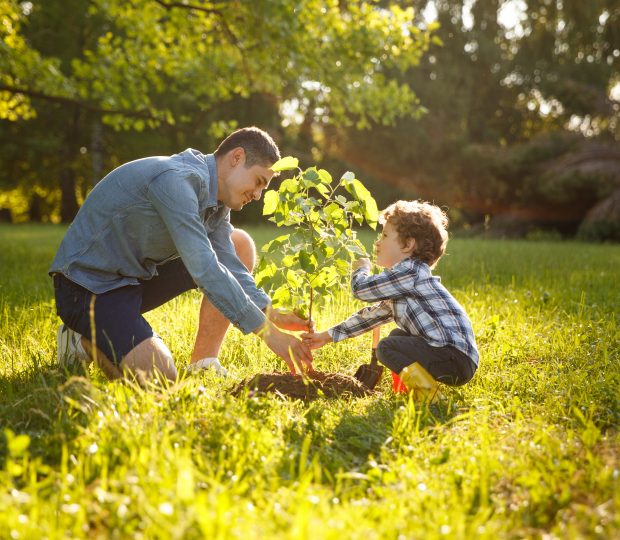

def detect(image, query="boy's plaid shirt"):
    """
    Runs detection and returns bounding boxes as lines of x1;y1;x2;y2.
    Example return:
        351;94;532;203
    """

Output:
328;258;479;365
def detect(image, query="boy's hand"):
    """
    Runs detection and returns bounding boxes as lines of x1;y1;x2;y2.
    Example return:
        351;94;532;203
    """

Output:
267;307;315;332
353;258;371;271
302;331;333;350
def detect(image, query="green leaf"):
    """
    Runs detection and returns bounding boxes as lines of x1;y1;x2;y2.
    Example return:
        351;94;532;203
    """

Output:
271;156;299;172
343;178;371;204
6;430;30;457
318;169;333;184
315;183;330;197
262;190;278;216
271;286;291;308
363;196;379;230
255;261;277;287
334;259;350;275
279;178;298;193
299;251;317;272
282;254;297;267
261;234;290;253
348;241;368;257
286;269;303;288
303;168;320;182
301;168;320;188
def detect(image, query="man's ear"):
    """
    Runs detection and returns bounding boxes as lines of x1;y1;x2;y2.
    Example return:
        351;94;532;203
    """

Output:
229;147;246;167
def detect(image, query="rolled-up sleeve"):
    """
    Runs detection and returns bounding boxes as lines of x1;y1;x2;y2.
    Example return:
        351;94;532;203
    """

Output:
209;218;271;311
147;171;265;334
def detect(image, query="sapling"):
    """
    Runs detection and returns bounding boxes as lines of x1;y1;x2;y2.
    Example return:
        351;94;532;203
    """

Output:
255;156;378;322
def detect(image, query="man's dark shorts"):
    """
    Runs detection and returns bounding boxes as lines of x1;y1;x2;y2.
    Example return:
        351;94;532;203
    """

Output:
53;258;197;365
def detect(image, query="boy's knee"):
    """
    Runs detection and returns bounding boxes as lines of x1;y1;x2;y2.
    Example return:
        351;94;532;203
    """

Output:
375;338;390;361
231;228;257;271
375;337;406;374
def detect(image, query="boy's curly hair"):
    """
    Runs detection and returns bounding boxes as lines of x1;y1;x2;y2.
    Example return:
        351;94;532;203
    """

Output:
379;200;449;268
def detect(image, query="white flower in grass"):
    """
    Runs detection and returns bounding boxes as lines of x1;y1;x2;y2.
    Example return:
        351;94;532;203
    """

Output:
159;502;174;516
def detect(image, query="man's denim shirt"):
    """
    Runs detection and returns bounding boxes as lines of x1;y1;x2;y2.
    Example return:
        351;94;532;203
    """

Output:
49;149;269;334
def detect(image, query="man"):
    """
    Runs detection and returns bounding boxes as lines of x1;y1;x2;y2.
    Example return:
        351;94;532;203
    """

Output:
50;127;313;382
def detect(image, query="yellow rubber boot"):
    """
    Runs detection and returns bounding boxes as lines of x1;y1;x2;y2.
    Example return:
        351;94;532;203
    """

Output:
399;363;439;402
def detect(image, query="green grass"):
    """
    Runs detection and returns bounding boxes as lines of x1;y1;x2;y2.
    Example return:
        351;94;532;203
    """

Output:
0;223;618;539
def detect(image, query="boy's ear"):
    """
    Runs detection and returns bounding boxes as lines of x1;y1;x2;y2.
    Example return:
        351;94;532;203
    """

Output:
403;238;416;254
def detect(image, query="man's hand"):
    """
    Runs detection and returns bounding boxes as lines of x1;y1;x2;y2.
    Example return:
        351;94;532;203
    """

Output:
267;307;315;332
353;257;372;271
256;321;314;374
302;330;332;350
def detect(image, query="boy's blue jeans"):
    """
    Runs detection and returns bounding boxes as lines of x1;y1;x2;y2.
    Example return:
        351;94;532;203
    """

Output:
376;328;477;386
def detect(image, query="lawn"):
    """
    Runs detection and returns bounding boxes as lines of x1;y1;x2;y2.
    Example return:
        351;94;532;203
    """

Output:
0;224;618;539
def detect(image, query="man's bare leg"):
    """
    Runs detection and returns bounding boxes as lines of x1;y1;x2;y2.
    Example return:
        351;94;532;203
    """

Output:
75;230;256;379
190;228;256;363
81;336;178;383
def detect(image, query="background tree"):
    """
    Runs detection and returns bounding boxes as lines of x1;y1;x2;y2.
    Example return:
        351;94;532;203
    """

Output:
328;0;619;236
0;0;433;221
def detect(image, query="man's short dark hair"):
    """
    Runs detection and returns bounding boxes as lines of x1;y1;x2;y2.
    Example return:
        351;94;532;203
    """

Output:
214;127;280;168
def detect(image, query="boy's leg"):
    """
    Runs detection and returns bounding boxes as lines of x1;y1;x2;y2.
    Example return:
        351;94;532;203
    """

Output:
190;228;257;363
375;329;475;386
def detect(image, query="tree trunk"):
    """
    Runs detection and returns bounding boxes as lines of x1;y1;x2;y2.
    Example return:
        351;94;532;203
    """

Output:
59;167;79;222
91;117;104;186
28;193;44;222
59;105;81;223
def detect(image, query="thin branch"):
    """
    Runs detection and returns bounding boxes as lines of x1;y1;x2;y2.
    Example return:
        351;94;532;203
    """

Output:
0;84;162;120
152;0;253;85
153;0;222;16
152;0;239;45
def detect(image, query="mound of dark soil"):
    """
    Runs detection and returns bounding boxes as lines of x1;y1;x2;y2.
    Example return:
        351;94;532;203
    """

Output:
232;371;372;401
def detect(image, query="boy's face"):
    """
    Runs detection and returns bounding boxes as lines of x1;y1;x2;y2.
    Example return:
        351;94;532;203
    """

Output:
374;221;414;268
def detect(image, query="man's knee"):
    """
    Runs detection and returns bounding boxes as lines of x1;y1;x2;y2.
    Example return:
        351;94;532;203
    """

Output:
120;337;178;382
231;228;257;271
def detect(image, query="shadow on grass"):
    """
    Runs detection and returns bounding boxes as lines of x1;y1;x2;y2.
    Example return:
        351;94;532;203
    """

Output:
0;365;97;467
279;393;461;484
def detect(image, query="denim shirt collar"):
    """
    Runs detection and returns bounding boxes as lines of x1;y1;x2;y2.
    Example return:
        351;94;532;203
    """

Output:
204;153;220;209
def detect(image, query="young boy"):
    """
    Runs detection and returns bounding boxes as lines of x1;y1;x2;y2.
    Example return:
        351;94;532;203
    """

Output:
303;200;479;398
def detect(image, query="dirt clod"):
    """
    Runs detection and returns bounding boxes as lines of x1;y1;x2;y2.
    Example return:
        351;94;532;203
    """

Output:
232;371;372;401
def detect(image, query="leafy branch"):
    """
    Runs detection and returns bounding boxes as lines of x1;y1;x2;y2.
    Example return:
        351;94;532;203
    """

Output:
256;156;378;321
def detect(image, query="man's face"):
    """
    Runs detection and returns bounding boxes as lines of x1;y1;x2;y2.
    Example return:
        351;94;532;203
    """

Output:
220;152;275;211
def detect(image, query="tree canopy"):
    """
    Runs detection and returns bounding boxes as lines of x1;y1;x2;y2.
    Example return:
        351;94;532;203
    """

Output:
1;0;618;238
0;0;433;220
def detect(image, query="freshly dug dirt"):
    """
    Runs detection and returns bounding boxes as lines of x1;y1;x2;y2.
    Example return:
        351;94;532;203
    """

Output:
232;371;372;401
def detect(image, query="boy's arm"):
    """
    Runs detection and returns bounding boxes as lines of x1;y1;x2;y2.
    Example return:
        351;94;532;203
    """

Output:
329;301;393;342
350;264;416;302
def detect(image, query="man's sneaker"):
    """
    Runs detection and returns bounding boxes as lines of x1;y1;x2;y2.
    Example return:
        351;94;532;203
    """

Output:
57;324;91;370
187;357;228;377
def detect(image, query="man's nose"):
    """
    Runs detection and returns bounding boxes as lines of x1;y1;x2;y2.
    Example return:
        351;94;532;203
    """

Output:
253;188;262;200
